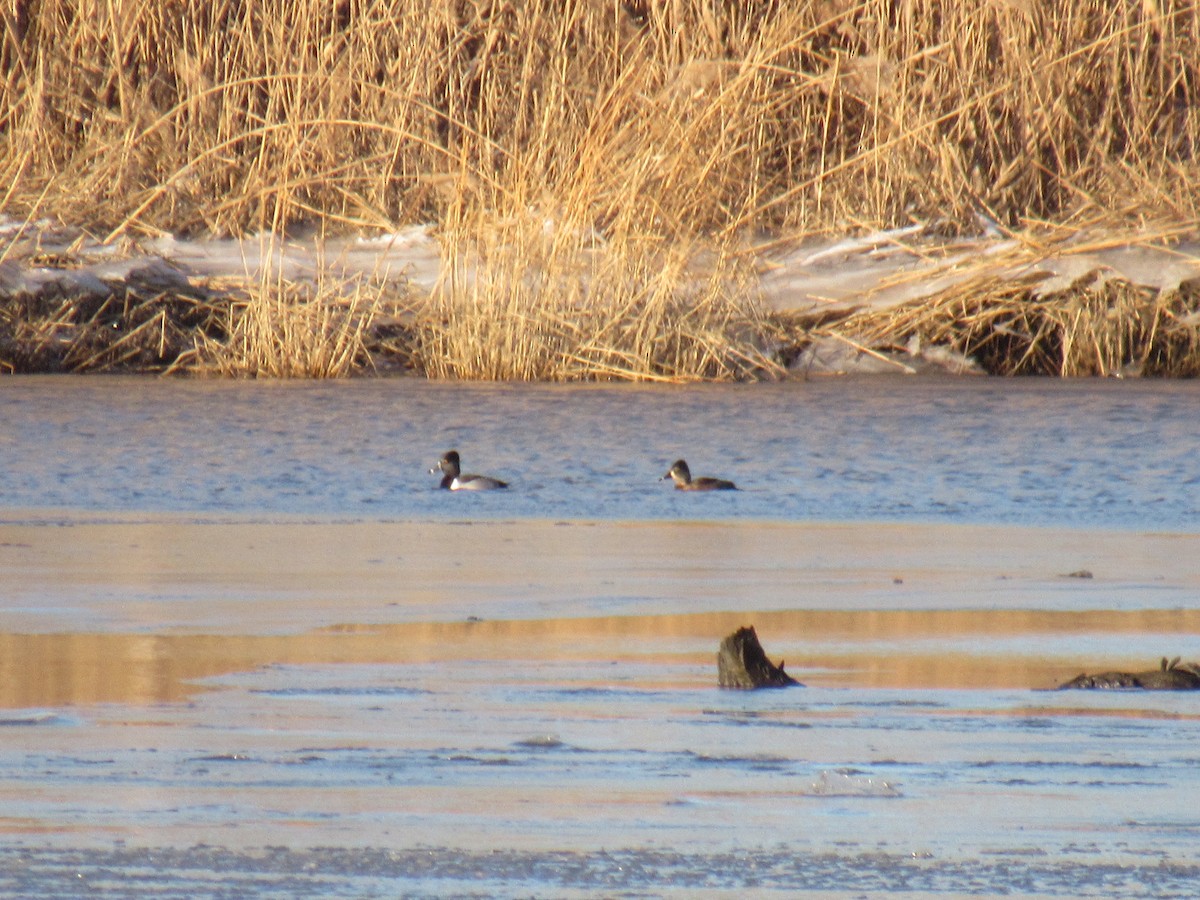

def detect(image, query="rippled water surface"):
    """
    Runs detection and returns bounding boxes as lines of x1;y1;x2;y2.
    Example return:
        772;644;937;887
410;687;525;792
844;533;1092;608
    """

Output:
2;375;1200;898
2;375;1198;527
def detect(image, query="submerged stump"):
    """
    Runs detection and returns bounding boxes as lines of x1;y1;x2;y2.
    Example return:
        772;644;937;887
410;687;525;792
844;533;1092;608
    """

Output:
1058;656;1200;690
717;626;801;689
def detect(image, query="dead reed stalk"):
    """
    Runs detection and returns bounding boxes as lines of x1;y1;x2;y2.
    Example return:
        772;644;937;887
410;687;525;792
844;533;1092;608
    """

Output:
3;1;1196;237
3;1;1200;379
823;268;1200;377
197;274;395;378
0;276;224;373
414;215;783;381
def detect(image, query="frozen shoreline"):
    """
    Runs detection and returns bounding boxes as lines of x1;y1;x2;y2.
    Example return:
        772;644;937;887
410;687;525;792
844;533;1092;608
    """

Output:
3;383;1200;896
3;514;1198;681
3;220;1199;376
7;220;1200;317
3;515;1199;899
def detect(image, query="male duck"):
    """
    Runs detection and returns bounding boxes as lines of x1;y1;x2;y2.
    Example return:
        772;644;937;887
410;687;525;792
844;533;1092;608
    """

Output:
661;459;737;491
431;450;509;490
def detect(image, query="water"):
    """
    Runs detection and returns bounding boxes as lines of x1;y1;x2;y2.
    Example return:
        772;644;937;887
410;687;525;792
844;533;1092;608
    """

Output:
1;375;1197;528
1;375;1200;898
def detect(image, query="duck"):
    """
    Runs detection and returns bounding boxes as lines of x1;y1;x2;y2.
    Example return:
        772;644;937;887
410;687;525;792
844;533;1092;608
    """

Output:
430;450;509;491
661;459;737;491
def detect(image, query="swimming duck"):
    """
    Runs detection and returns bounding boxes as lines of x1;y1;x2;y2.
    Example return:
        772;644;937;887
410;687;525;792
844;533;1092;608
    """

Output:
430;450;508;491
661;459;737;491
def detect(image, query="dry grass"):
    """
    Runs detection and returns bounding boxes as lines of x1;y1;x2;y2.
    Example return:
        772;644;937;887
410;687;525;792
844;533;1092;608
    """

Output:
413;217;784;381
5;0;1196;236
196;274;396;378
2;1;1200;378
0;249;412;376
0;269;223;373
820;259;1200;377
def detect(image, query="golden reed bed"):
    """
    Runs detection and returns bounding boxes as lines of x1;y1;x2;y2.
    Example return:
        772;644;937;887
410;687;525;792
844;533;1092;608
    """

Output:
1;1;1199;378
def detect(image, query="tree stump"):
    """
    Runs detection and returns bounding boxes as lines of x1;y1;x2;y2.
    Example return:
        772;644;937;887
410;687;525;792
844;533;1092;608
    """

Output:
717;626;801;689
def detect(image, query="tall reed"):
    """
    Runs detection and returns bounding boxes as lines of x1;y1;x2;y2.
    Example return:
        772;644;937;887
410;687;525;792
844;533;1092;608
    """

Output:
824;264;1200;377
4;1;1196;237
199;275;392;378
414;214;782;381
2;1;1198;378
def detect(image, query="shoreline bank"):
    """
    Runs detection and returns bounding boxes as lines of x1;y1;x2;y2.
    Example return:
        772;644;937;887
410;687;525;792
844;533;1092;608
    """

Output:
3;222;1199;379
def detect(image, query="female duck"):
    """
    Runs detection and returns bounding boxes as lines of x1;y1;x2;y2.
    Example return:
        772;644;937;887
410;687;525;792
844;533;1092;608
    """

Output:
431;450;509;490
661;459;737;491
